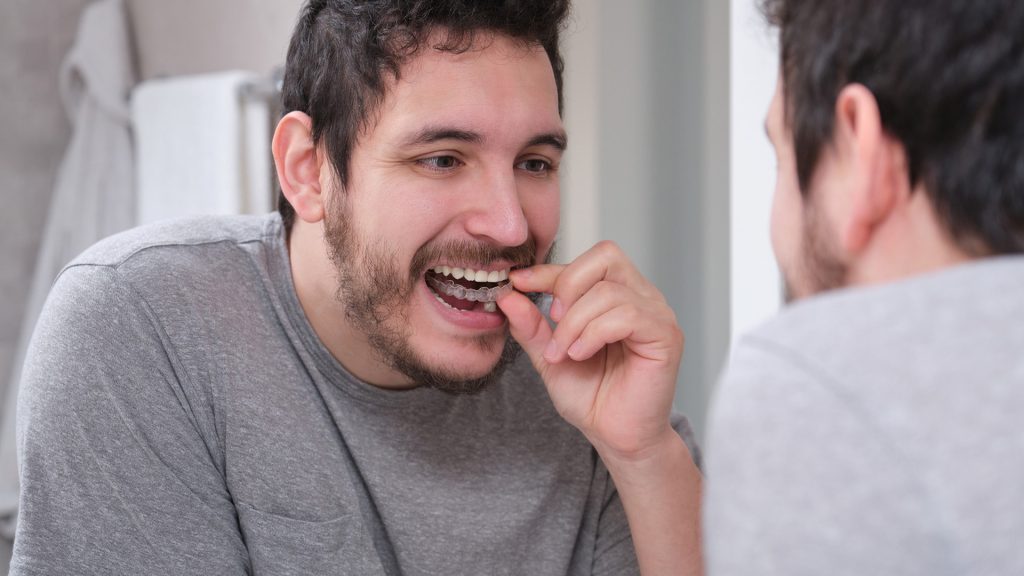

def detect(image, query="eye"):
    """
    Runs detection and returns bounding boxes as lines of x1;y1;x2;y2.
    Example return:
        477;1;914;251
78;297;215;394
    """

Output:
515;158;552;175
417;155;463;172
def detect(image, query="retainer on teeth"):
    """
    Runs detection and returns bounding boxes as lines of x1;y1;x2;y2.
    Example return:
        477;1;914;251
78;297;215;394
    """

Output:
426;274;514;303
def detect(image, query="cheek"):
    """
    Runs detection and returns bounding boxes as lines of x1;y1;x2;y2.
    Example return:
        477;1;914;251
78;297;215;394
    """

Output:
357;180;451;247
770;170;804;269
522;187;560;253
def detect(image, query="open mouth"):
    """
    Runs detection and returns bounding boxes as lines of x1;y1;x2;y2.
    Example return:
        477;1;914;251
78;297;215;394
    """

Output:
425;265;516;314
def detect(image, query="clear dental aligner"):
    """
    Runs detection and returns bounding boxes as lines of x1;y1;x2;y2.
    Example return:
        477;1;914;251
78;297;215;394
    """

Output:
426;274;515;303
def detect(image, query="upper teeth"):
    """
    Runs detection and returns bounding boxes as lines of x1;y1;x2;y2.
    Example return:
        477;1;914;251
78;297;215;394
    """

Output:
431;266;509;283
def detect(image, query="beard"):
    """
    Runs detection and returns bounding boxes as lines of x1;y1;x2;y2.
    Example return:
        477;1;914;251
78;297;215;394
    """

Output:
323;194;544;395
783;198;848;303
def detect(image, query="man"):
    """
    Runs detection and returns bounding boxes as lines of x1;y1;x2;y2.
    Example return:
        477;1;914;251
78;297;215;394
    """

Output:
12;1;702;574
705;0;1024;574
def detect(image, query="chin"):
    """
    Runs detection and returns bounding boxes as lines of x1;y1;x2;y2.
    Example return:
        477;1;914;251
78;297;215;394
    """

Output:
419;333;507;376
398;334;517;396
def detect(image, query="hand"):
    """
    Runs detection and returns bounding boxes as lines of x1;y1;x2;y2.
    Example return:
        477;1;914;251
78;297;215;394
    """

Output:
497;241;685;461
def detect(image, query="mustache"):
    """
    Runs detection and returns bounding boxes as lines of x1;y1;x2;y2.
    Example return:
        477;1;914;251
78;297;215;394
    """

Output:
409;237;539;282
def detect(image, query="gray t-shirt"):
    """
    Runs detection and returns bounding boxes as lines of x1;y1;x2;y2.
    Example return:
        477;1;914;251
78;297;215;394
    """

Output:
13;214;699;576
705;257;1024;575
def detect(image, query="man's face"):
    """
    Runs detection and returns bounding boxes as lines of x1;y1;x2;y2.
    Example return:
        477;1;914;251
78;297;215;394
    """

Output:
766;78;848;302
324;33;564;393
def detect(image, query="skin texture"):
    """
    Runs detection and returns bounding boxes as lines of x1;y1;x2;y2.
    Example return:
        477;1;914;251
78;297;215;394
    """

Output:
274;30;703;575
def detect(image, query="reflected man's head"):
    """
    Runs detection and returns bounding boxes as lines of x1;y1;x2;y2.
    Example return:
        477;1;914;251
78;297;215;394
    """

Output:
763;0;1024;300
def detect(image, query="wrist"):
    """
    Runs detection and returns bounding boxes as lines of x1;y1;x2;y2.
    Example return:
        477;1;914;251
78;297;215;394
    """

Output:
590;425;690;470
594;429;704;576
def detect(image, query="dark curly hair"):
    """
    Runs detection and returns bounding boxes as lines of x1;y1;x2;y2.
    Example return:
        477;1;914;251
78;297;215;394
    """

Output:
763;0;1024;255
278;0;572;230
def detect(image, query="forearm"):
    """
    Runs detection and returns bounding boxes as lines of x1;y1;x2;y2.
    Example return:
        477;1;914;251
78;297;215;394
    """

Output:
597;432;704;576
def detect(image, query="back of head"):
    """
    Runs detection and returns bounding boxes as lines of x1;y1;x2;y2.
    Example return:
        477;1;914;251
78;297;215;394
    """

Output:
763;0;1024;256
278;0;572;230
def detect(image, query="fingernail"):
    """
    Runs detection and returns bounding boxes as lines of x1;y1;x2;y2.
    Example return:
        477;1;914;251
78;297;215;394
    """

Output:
543;339;559;362
550;298;564;320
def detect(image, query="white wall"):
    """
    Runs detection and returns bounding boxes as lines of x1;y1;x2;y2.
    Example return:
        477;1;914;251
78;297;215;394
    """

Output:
729;0;781;341
560;0;602;263
562;0;731;444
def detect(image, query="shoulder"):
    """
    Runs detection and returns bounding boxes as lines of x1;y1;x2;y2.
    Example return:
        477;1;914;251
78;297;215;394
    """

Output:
69;213;279;273
748;256;1024;358
725;256;1024;415
706;259;1024;574
26;213;285;395
21;262;181;444
58;213;283;313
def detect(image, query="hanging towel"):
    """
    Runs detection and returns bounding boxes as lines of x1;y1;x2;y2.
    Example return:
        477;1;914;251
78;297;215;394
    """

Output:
0;0;137;540
132;71;276;224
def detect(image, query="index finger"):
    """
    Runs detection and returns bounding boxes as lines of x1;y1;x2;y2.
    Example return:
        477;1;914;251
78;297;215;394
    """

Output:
508;263;565;294
531;242;666;321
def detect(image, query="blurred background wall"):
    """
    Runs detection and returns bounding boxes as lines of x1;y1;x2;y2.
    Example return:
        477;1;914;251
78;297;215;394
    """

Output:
561;0;732;456
0;0;95;481
0;0;778;572
0;5;96;567
0;3;96;565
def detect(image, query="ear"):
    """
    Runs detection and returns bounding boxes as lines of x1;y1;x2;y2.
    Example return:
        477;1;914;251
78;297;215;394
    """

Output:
272;111;326;223
833;84;909;255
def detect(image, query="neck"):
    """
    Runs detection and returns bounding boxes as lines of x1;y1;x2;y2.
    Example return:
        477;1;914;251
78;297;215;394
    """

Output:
287;220;414;389
848;190;975;287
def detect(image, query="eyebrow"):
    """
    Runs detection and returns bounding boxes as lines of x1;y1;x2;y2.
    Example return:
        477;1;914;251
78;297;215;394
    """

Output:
399;126;568;152
526;131;568;152
401;127;484;148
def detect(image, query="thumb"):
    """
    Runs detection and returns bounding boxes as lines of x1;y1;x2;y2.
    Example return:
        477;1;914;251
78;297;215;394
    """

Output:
496;290;553;374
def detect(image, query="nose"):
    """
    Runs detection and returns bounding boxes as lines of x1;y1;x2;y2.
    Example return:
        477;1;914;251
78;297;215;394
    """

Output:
462;167;530;247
